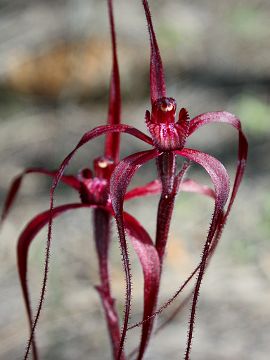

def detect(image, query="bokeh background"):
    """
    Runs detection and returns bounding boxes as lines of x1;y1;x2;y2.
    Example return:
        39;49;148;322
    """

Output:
0;0;269;359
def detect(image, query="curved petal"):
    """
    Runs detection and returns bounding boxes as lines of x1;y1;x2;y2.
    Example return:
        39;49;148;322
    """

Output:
189;111;248;231
110;149;159;359
177;148;229;359
127;175;222;332
178;148;229;210
0;168;80;225
21;203;94;359
123;211;160;360
51;124;152;198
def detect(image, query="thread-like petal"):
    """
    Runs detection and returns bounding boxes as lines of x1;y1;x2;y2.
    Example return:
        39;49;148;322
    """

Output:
128;179;216;332
18;203;93;360
110;149;159;359
189;111;248;246
128;150;230;358
1;168;80;225
123;212;160;360
18;201;160;360
177;148;229;359
105;0;122;161
23;124;152;359
125;179;162;200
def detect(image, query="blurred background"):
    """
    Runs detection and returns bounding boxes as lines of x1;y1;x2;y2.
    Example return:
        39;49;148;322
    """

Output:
0;0;269;359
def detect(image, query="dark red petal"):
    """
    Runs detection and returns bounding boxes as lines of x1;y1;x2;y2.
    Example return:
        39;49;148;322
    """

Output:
124;179;162;200
176;148;229;359
111;149;159;207
0;168;80;225
189;111;248;226
124;178;215;202
55;124;152;189
128;179;217;331
123;211;160;359
142;0;166;103
105;0;122;162
188;113;248;354
177;148;229;210
180;179;215;199
110;149;159;359
128;149;229;355
18;203;92;360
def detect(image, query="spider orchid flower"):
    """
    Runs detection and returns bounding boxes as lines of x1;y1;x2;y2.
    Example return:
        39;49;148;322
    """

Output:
107;1;248;359
1;0;248;359
1;1;157;359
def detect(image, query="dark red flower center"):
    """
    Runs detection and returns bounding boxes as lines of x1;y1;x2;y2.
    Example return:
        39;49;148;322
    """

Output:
78;157;115;205
145;97;190;151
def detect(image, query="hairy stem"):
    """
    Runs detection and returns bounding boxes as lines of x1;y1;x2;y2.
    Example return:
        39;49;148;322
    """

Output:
93;209;124;360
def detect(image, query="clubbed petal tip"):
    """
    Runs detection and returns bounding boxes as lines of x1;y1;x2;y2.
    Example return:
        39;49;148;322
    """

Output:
146;97;189;151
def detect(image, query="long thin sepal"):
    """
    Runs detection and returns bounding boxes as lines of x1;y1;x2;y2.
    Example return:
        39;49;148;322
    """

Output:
123;212;160;360
0;169;80;225
105;0;122;162
177;148;229;359
125;179;161;201
180;179;215;199
110;149;159;359
142;0;166;103
125;178;215;202
18;203;92;360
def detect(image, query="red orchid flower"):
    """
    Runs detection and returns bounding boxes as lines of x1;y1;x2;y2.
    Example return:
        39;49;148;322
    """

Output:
21;0;246;357
108;1;248;359
1;0;248;359
1;1;159;359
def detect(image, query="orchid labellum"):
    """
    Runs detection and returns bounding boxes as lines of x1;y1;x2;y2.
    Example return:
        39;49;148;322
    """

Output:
1;1;247;360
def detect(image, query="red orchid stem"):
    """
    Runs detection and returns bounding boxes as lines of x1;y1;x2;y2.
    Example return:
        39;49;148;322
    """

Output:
105;0;121;162
142;0;166;103
156;154;189;263
135;156;189;359
155;152;176;260
93;209;124;360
